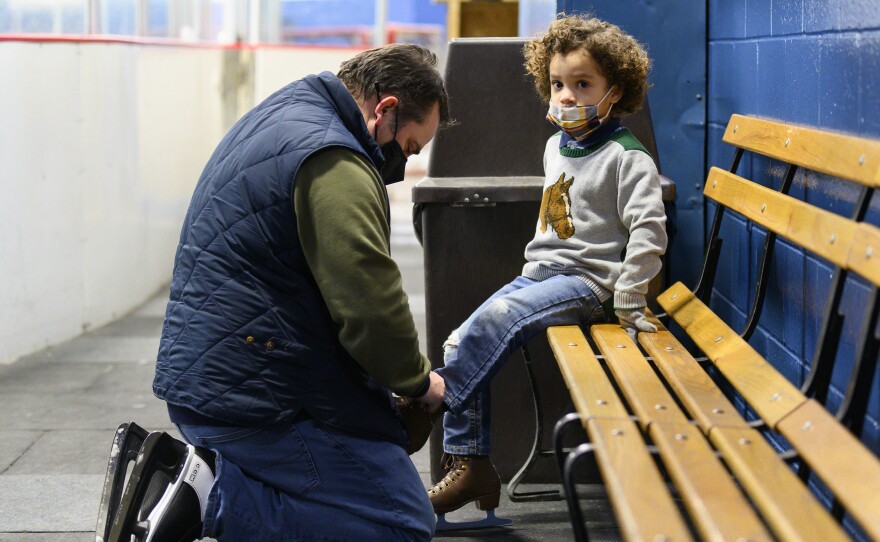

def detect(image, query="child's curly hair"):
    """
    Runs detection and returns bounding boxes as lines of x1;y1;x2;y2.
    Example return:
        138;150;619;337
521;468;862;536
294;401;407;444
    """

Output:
524;14;650;116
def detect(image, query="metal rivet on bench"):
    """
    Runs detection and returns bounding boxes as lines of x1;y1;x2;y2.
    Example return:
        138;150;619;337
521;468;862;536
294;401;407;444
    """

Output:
674;433;687;441
866;247;874;259
483;197;489;203
829;233;836;244
464;197;470;203
712;179;717;188
671;293;678;299
770;392;781;402
733;125;738;133
617;344;626;348
785;137;791;147
665;346;674;351
802;421;814;431
760;203;766;212
654;404;666;410
859;153;866;165
611;429;624;436
597;399;608;405
739;437;752;446
712;408;725;414
568;342;577;346
474;193;479;198
714;336;723;342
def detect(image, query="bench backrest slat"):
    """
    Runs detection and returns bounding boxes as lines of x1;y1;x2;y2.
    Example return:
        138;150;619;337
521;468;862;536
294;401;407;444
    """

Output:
658;282;807;427
776;400;880;540
723;114;880;187
705;167;857;268
847;223;880;287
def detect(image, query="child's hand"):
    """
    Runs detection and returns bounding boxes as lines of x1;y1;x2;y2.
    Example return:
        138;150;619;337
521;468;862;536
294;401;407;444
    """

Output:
615;308;657;342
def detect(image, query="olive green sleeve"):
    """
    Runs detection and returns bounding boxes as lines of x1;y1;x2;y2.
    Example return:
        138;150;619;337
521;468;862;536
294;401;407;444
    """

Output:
294;147;430;397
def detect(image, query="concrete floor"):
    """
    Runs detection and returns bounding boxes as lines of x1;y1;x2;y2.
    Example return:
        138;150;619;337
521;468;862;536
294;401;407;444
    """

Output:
0;179;619;541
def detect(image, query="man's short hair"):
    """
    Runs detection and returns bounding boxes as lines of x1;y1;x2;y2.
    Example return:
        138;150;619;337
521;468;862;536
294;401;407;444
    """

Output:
523;14;650;116
338;44;451;128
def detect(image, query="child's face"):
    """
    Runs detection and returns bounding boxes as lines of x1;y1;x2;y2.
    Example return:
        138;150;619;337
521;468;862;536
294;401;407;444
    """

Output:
549;49;621;115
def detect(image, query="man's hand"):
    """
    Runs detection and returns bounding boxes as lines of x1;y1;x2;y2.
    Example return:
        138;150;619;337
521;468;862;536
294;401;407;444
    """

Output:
415;371;445;413
615;308;657;343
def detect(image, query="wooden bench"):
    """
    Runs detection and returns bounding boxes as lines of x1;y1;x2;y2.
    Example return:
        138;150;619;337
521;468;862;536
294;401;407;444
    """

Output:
549;114;880;541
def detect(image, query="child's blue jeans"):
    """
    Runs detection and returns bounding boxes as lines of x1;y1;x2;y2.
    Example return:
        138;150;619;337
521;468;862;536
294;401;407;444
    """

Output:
177;417;435;541
435;274;605;455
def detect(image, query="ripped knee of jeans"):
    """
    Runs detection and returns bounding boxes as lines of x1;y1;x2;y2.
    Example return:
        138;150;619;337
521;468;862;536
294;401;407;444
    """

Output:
442;330;460;363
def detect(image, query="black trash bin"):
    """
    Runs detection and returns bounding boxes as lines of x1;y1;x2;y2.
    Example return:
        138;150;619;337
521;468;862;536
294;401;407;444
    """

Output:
415;37;675;486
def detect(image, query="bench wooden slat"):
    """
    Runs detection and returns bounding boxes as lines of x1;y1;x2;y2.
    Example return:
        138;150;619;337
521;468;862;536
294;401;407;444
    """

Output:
776;400;880;540
723;114;880;187
546;325;629;419
709;426;848;541
590;324;690;428
847;222;880;286
657;282;806;426
649;422;772;542
638;330;749;432
592;324;771;540
705;167;857;268
587;418;694;542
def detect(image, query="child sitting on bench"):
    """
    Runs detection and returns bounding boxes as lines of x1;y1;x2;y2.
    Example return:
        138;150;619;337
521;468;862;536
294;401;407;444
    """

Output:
428;13;668;528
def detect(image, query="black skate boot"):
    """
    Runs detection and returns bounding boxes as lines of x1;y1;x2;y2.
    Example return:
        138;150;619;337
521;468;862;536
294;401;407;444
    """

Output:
106;430;215;542
96;422;150;542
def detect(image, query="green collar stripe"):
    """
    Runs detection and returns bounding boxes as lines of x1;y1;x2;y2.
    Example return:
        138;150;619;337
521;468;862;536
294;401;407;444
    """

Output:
557;128;653;160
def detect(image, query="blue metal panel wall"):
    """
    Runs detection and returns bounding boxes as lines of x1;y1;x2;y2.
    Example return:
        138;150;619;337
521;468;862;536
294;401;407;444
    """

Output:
708;0;880;461
559;0;707;288
280;0;445;28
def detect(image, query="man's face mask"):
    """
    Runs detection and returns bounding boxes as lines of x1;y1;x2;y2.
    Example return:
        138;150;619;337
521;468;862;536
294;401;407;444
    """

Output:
374;89;408;185
546;85;616;141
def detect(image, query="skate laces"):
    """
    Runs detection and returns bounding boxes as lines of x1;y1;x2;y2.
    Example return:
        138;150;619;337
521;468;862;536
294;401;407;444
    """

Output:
430;455;469;495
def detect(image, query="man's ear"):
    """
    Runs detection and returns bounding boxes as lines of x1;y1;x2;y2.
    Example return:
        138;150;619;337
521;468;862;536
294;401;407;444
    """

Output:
374;95;400;120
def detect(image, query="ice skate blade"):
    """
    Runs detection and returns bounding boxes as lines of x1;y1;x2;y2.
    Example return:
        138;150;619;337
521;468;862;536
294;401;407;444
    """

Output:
95;422;150;542
435;509;513;532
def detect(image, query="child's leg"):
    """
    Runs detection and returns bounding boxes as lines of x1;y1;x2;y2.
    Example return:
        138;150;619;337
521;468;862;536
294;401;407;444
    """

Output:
437;274;604;453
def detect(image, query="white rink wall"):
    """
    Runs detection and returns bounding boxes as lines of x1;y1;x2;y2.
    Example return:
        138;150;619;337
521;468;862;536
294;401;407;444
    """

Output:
0;39;363;364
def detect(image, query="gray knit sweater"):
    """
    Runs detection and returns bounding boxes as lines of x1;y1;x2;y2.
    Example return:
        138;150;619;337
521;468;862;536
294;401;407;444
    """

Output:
522;128;667;310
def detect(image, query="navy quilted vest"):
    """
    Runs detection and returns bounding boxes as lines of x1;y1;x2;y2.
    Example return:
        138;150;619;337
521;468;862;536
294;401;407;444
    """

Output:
153;72;407;444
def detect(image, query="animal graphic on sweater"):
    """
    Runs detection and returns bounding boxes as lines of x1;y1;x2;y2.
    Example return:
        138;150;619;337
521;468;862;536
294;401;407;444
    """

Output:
539;173;575;239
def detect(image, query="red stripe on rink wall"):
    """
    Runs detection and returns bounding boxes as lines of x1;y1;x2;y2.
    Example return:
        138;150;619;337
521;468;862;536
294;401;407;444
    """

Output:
0;33;366;51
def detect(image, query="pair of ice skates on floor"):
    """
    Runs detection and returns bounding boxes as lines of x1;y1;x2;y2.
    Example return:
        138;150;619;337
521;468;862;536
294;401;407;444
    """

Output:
95;422;215;542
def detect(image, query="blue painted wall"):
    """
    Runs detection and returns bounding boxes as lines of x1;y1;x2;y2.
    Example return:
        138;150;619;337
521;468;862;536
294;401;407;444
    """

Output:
562;0;880;523
559;0;707;290
707;0;880;462
280;0;445;29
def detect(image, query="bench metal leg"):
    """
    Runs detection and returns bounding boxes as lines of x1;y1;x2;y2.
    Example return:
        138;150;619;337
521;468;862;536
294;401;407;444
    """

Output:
563;443;595;542
553;412;582;477
507;345;564;502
